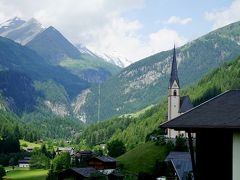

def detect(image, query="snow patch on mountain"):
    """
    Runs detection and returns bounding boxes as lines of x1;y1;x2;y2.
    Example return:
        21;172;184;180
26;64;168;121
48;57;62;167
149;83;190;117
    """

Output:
94;51;134;68
0;17;45;45
75;43;133;68
0;17;25;34
75;44;97;57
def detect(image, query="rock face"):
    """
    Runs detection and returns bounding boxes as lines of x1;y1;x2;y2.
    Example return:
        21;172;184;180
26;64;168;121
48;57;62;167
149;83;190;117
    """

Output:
72;89;91;123
80;69;112;83
44;101;70;117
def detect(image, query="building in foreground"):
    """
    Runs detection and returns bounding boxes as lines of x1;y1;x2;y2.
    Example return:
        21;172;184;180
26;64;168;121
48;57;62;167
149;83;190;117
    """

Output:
161;90;240;180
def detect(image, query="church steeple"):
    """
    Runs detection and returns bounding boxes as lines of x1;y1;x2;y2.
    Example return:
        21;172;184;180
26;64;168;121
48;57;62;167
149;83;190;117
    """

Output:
169;45;179;88
167;45;181;138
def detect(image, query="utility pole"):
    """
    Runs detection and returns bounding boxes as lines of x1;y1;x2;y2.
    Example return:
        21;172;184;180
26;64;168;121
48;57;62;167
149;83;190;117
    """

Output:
97;83;101;122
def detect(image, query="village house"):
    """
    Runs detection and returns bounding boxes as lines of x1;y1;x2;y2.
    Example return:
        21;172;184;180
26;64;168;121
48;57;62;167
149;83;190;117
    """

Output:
59;167;123;180
161;90;240;180
22;147;33;152
88;155;117;175
58;167;104;179
56;147;74;156
18;157;31;168
74;150;94;166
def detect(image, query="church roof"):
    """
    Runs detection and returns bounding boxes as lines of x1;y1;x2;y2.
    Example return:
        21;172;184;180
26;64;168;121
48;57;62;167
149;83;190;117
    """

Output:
161;90;240;130
165;152;192;180
169;46;179;88
179;96;193;113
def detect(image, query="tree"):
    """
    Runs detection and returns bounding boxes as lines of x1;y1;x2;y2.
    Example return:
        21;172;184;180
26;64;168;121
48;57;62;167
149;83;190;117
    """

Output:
174;134;188;152
107;139;126;157
9;157;15;170
0;165;6;180
14;125;21;139
52;152;71;172
30;151;50;169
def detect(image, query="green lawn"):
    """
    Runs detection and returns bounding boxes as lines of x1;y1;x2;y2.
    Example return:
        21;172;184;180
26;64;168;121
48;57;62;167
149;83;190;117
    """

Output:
117;142;169;174
20;139;41;149
4;168;48;180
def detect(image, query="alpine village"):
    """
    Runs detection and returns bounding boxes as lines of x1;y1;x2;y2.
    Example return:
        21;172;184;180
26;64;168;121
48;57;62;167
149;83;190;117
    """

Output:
1;2;240;180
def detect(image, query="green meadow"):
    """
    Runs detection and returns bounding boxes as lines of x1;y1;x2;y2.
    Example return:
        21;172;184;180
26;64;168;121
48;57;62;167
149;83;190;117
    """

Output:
4;168;48;180
117;142;169;174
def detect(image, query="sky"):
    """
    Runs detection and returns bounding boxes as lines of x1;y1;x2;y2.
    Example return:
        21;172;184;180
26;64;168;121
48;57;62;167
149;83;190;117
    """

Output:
0;0;239;63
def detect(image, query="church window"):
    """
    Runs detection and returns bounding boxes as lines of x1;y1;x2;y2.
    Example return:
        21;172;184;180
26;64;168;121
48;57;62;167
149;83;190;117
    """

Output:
173;90;177;96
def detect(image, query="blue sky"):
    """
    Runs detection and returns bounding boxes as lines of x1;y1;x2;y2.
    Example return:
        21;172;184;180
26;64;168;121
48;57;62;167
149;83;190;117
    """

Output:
124;0;232;40
0;0;239;65
118;0;239;62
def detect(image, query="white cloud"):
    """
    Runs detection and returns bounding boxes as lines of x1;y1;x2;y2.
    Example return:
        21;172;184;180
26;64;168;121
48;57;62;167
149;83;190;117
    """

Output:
85;17;146;61
86;22;187;62
0;0;188;63
205;0;240;29
164;16;192;25
148;29;187;55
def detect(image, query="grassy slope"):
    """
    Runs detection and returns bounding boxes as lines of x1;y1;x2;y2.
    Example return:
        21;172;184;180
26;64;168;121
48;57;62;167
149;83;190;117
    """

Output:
61;55;120;73
60;55;121;79
117;142;169;174
20;139;41;149
4;168;48;180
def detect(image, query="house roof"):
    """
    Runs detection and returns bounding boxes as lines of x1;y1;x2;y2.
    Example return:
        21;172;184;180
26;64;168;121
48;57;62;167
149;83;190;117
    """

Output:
165;152;192;180
18;160;30;164
161;90;240;130
58;147;73;151
23;157;31;160
92;156;116;163
169;46;179;88
109;170;124;177
71;167;100;177
179;96;193;113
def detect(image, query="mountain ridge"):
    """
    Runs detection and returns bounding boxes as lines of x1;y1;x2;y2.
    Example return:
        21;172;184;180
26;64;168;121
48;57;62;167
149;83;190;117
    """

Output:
26;26;81;64
79;20;240;123
0;17;121;84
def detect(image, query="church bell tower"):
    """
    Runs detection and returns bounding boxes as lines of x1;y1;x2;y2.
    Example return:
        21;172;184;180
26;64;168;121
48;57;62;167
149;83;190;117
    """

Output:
168;45;180;137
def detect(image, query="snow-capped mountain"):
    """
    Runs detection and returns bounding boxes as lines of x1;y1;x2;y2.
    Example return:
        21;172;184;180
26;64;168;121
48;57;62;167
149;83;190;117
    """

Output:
94;52;133;68
75;44;132;68
75;44;97;57
0;17;25;34
0;17;45;45
1;17;133;68
75;43;132;68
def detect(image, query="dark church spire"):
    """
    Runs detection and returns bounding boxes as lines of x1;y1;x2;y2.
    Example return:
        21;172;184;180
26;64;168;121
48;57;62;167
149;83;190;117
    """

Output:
169;45;179;87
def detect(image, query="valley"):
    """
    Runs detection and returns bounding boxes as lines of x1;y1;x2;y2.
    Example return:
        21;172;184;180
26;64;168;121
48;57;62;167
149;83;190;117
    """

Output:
0;14;240;180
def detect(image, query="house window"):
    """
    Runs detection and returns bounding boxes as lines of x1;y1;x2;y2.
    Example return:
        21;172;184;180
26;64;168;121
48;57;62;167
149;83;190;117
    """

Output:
173;90;177;96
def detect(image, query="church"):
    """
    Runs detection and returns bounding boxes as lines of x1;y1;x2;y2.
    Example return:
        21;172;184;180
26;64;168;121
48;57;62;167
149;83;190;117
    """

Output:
167;46;193;138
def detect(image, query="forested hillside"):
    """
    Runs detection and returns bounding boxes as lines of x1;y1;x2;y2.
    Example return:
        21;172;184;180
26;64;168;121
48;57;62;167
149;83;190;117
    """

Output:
80;21;240;123
0;110;38;142
82;56;240;149
0;36;89;139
